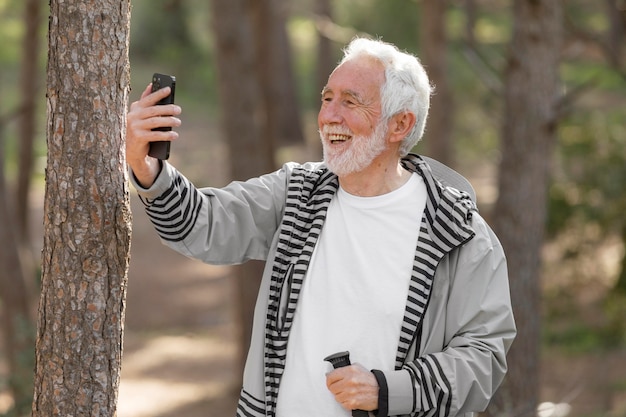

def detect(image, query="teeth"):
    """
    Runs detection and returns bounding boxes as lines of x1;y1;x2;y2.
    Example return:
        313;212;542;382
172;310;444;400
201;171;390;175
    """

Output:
328;134;350;142
321;126;352;143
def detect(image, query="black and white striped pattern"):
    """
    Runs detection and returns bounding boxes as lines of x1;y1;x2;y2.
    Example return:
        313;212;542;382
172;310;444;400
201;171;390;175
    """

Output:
138;174;204;242
139;155;476;417
237;389;265;417
236;156;474;417
263;166;339;416
394;157;475;417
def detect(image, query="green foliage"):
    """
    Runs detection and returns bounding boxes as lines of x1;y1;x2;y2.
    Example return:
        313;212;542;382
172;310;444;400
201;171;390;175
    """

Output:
543;286;626;353
131;0;197;59
562;60;626;91
532;0;626;352
566;0;612;32
0;0;46;183
287;16;325;109
0;314;35;417
548;109;626;237
334;0;420;51
603;292;626;348
543;320;606;354
129;0;217;105
0;0;23;65
542;287;595;353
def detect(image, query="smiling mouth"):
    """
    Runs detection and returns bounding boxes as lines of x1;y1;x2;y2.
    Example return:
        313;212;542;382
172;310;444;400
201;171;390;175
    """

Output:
328;133;351;144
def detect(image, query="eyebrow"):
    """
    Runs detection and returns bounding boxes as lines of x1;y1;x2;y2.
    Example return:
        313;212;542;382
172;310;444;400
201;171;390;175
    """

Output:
321;87;366;104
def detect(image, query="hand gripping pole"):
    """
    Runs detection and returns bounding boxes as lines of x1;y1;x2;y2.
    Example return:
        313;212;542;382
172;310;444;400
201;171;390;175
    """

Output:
324;351;370;417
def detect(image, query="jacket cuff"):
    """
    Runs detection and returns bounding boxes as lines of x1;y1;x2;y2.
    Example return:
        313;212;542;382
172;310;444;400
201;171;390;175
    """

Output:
129;160;173;200
371;369;388;417
377;369;417;416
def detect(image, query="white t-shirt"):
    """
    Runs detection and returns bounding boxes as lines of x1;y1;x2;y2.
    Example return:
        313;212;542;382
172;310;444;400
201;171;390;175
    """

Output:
276;173;427;416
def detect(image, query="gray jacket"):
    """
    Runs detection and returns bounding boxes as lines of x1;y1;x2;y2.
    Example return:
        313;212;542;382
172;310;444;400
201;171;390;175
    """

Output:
132;154;516;417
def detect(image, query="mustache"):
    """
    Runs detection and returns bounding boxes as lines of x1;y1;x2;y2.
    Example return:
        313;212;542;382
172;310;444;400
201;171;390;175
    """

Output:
319;125;353;137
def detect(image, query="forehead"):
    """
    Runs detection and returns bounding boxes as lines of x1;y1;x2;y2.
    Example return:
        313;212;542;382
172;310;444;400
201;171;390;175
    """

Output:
324;56;385;100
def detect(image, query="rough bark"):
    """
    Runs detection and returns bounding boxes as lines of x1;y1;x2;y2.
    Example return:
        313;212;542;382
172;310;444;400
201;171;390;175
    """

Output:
32;1;132;416
487;1;563;416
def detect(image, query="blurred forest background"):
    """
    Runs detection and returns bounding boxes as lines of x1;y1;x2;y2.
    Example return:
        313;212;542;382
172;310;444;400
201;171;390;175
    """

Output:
0;0;625;416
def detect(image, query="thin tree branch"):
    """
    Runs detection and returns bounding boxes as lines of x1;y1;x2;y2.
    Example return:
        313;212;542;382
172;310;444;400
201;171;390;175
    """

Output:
309;13;368;44
564;11;626;79
460;43;503;96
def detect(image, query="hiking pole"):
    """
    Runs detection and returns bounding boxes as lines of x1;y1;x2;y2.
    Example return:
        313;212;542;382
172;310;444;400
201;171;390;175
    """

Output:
324;351;370;417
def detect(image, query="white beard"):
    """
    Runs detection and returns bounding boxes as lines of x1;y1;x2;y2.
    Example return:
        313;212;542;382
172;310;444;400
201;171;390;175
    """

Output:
320;122;388;177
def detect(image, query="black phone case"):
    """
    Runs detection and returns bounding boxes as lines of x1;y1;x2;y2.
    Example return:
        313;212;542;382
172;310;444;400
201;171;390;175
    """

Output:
148;73;176;160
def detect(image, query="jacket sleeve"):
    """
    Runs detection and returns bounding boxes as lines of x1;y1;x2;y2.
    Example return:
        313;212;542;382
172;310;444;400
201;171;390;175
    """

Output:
374;217;516;417
130;161;290;265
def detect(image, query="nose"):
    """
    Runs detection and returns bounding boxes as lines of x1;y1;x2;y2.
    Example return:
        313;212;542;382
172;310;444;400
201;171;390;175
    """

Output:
318;100;342;126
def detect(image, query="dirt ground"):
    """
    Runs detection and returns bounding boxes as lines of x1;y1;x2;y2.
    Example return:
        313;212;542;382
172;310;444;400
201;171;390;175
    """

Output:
118;193;240;417
2;112;625;417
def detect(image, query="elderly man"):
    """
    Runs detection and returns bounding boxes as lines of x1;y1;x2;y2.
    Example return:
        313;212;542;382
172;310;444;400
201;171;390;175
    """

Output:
126;37;515;417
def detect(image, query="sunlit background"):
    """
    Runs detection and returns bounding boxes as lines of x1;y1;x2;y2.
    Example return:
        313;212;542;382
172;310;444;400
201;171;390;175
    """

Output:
0;0;625;416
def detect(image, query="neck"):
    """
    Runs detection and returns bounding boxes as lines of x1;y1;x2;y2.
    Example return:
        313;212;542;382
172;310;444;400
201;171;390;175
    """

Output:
338;155;410;197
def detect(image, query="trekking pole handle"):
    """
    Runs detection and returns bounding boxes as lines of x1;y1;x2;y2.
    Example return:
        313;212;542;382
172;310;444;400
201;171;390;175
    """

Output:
324;351;370;417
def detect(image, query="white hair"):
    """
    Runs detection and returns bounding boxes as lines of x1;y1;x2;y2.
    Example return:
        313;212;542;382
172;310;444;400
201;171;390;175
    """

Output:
339;37;433;156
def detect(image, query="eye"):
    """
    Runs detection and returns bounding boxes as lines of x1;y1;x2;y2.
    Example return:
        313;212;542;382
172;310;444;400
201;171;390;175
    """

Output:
343;93;361;107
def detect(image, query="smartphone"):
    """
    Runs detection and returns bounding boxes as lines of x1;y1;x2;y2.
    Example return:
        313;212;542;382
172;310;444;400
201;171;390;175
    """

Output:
148;73;176;160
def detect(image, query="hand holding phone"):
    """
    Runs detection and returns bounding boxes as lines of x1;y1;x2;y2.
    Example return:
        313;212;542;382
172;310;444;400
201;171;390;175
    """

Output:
149;73;176;160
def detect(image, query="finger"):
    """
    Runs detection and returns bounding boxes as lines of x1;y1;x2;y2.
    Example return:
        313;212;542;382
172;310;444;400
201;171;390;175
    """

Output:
151;130;179;142
325;368;345;387
127;114;180;142
142;115;182;131
129;85;173;113
131;129;179;144
139;83;153;99
143;85;173;106
128;105;181;132
326;366;373;391
143;104;182;118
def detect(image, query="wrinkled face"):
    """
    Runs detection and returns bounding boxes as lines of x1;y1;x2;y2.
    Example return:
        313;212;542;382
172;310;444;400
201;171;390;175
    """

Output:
318;56;388;176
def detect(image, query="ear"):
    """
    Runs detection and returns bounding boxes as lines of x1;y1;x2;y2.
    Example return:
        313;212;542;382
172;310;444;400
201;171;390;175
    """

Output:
388;111;416;144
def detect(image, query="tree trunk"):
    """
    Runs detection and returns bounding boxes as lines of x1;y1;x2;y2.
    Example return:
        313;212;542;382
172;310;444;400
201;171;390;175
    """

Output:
605;0;625;69
464;0;478;49
249;0;304;148
614;222;626;293
420;0;454;165
316;0;335;99
16;0;42;243
313;0;334;159
487;1;563;416
0;127;34;417
32;1;132;416
210;0;275;382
